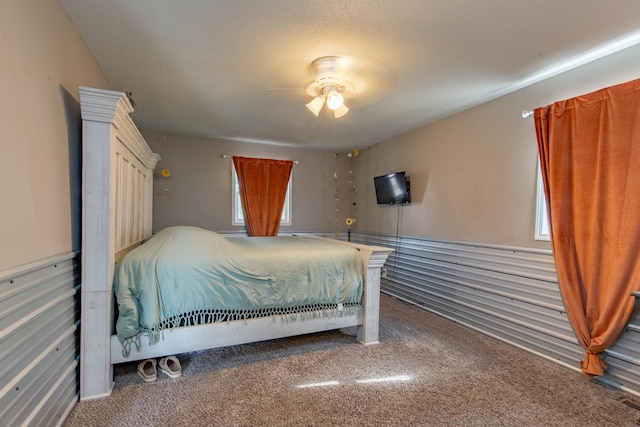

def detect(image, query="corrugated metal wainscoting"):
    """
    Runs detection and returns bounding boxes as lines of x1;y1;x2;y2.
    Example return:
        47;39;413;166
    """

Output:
0;252;79;426
352;232;640;398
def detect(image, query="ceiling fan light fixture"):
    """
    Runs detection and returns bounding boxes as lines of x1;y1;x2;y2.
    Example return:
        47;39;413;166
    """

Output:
305;95;324;117
325;89;344;110
334;104;349;118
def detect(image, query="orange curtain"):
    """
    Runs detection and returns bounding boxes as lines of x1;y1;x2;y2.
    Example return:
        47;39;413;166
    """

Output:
232;156;293;237
534;78;640;376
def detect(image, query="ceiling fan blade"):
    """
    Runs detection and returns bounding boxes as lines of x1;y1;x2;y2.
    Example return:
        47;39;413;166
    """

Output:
264;87;304;92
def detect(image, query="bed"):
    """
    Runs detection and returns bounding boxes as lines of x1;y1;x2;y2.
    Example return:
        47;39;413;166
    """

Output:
78;86;392;400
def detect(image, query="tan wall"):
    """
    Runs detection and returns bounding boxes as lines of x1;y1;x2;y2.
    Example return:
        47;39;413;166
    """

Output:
356;43;640;248
144;131;357;235
0;0;110;271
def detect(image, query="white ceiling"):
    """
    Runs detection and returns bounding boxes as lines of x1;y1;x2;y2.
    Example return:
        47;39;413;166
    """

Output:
60;0;640;151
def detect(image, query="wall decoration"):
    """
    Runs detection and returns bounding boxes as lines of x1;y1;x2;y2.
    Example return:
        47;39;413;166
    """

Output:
345;217;356;242
334;153;340;238
332;150;359;239
347;149;359;234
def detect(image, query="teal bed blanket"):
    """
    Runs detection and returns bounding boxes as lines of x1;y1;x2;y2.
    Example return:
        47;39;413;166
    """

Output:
114;226;364;350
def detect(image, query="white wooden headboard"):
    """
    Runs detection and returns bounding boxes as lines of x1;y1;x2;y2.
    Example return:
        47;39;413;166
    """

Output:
79;86;160;400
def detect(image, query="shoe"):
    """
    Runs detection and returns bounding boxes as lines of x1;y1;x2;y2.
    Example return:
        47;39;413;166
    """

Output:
137;359;157;382
159;355;182;379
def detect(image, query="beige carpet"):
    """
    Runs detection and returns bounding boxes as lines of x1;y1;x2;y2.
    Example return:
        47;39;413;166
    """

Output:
65;294;640;426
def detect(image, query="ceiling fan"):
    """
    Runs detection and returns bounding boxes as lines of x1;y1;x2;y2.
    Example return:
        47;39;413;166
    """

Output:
265;55;395;119
304;56;354;118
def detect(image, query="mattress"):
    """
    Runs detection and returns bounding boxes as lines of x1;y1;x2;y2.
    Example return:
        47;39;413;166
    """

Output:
113;226;364;349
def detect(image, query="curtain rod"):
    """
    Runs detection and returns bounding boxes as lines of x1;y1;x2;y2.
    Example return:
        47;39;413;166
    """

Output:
221;154;299;164
521;110;534;119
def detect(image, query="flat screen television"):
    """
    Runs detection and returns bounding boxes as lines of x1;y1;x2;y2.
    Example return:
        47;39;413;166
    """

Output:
374;171;411;205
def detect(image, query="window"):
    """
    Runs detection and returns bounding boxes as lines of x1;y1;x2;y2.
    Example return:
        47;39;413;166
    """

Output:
535;161;550;241
232;166;291;226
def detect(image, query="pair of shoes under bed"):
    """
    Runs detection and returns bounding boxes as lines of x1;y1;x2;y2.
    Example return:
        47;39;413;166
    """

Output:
137;355;182;382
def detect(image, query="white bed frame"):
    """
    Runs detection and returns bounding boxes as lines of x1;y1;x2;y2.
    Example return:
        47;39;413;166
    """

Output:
78;86;392;400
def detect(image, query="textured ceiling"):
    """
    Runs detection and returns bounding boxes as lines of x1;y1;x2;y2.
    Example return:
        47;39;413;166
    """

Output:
60;0;640;151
